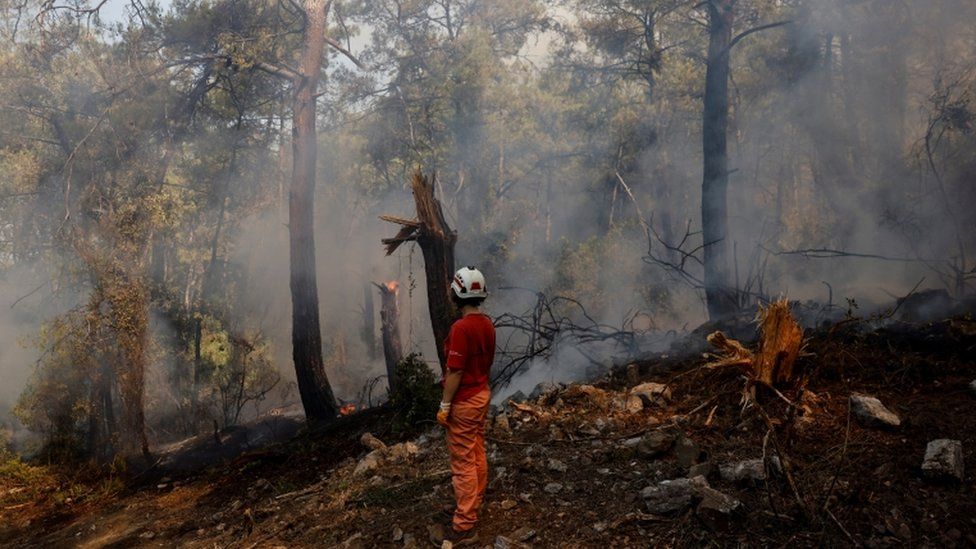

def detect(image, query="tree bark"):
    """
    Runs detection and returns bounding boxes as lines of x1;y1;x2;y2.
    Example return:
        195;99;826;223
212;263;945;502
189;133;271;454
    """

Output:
374;281;403;392
289;0;339;422
701;0;737;320
362;280;377;359
381;169;458;373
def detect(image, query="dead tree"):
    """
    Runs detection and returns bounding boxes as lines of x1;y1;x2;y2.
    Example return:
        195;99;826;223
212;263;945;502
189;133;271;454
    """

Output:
381;169;458;373
374;281;403;392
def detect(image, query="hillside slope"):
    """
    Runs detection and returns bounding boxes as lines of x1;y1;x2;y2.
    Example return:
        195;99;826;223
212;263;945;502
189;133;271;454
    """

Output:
2;318;975;548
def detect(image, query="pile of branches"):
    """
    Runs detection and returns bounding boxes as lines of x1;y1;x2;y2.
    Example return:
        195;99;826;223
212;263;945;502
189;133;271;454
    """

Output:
490;288;643;387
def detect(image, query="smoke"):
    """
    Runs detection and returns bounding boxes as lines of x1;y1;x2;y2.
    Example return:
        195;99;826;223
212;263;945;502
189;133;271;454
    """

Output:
2;0;975;453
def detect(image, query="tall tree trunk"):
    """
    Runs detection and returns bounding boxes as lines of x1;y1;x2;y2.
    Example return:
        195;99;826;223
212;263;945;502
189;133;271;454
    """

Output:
289;0;338;422
701;0;737;320
381;169;458;373
375;281;403;392
362;280;377;359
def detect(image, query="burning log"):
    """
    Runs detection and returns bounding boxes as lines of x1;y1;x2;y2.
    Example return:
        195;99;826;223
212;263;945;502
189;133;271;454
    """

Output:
706;299;803;386
381;169;458;373
374;280;403;392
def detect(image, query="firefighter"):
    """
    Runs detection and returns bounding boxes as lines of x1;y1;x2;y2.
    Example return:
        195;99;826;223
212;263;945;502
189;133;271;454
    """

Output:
435;266;495;545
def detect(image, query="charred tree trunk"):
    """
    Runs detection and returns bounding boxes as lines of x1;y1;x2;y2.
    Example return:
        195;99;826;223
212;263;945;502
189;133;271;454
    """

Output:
701;0;737;321
288;0;339;423
381;169;459;374
362;280;377;360
374;281;403;392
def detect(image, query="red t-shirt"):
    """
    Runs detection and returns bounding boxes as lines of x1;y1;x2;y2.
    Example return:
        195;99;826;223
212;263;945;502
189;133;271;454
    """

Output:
443;313;495;403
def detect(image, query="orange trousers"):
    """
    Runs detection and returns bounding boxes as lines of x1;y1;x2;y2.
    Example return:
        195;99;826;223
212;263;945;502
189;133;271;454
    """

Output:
446;388;490;532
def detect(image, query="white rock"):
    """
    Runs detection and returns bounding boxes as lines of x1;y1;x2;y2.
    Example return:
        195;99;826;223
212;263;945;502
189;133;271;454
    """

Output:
547;458;568;473
850;394;901;428
922;439;964;482
388;441;419;462
353;450;384;476
543;482;563;494
718;457;781;483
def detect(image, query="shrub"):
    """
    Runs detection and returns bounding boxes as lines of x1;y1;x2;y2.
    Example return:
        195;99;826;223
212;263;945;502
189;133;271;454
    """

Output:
387;354;440;432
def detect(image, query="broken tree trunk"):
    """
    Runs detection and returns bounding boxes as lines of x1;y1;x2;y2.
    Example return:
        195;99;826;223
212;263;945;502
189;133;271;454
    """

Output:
706;299;803;386
374;281;403;392
381;169;458;373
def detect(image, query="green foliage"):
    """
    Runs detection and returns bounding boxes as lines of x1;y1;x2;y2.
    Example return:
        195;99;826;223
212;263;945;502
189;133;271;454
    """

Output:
387;354;440;433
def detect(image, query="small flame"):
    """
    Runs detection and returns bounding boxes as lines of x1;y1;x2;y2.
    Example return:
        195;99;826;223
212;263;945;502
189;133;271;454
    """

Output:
340;404;357;416
384;281;399;293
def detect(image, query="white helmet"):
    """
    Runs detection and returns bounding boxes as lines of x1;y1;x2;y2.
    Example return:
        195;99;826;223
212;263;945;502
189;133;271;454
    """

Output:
451;267;488;299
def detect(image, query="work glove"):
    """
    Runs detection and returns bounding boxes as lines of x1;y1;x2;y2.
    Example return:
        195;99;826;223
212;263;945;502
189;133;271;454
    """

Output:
437;402;451;427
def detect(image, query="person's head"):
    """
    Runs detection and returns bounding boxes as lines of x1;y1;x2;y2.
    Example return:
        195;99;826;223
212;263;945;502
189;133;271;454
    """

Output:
450;266;488;310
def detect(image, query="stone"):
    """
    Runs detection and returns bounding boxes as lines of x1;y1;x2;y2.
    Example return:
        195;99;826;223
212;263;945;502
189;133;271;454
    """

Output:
719;457;780;483
921;439;964;482
402;533;416;548
625;395;644;413
547;458;568;473
688;462;714;479
506;391;527;406
388;441;419;462
494;535;527;549
530;381;562;401
640;476;709;514
511;527;536;542
353;450;384;476
500;499;517;510
361;432;387;451
696;486;742;530
850;394;901;428
630;382;672;406
674;436;701;468
637;431;675;458
544;482;563;494
392;526;404;542
339;533;366;549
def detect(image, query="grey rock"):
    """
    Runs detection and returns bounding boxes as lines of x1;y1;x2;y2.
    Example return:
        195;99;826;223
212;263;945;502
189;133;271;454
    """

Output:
640;476;709;514
547;458;568;473
353;450;384;476
969;379;976;395
544;482;563;494
674;436;701;468
850;394;901;428
511;527;536;542
921;439;964;482
696;486;742;530
688;462;714;479
530;381;563;401
508;390;527;403
637;431;676;458
494;535;527;549
719;457;780;483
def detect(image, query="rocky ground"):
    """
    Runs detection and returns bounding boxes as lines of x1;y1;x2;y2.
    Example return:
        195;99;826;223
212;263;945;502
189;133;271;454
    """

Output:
1;316;975;548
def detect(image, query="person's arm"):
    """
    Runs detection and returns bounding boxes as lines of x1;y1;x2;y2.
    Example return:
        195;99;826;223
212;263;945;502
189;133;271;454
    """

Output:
441;369;463;404
437;324;467;426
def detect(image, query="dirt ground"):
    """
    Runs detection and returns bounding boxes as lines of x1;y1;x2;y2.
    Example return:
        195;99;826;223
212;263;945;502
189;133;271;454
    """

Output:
1;317;975;548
